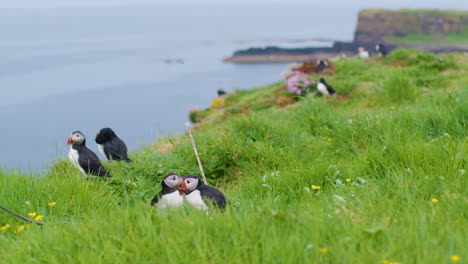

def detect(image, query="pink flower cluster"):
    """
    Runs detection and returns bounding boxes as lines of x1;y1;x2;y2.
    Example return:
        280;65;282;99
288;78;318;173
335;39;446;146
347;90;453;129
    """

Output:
285;71;316;96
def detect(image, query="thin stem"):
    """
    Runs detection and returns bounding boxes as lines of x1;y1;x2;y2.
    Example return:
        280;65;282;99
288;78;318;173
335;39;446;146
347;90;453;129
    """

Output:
185;122;208;185
0;205;44;226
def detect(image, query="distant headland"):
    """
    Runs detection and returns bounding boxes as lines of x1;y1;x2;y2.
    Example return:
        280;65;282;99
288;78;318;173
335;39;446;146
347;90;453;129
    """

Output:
224;9;468;63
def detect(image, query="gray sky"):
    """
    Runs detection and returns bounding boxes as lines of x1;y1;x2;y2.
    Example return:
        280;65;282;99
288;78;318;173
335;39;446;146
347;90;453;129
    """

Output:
0;0;467;9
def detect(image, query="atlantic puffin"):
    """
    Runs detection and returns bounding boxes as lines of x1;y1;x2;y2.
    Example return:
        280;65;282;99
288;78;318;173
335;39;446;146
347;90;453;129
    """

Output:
376;43;388;56
317;78;336;96
181;175;226;210
357;47;371;58
95;128;131;162
217;89;227;98
151;173;185;209
67;131;111;178
315;60;328;73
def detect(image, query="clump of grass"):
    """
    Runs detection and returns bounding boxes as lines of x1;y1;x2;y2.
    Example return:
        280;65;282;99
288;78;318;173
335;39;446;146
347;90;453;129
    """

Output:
376;68;418;105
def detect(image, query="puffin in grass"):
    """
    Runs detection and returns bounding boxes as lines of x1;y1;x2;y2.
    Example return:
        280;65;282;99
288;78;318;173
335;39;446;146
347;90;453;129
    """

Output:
180;175;227;211
95;128;131;162
151;173;186;209
317;78;336;96
67;131;111;178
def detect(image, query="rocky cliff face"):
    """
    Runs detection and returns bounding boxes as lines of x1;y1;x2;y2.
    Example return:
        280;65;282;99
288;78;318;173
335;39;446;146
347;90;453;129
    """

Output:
355;9;468;43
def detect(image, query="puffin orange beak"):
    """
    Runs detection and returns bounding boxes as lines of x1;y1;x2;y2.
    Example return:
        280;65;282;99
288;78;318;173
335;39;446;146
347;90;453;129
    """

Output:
66;137;73;145
177;180;187;195
180;180;188;191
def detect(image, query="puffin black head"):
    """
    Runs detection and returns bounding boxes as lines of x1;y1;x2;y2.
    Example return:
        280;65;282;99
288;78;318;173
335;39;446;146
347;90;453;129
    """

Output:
319;78;326;83
181;175;202;194
95;128;117;144
217;89;227;97
161;173;183;193
67;131;86;145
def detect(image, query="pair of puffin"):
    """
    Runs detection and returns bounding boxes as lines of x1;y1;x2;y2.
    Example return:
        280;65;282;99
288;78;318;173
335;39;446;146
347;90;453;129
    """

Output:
67;128;130;178
151;173;226;211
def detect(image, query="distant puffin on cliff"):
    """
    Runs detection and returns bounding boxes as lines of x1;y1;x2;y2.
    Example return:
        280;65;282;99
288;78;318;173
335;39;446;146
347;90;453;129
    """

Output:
217;89;227;97
95;128;131;162
317;78;336;96
376;43;388;56
357;47;371;58
315;60;328;73
67;131;111;178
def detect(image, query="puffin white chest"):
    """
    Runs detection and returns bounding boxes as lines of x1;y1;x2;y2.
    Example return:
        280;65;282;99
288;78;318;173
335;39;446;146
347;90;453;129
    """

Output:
317;83;329;96
359;51;370;58
97;144;106;159
156;191;184;209
68;148;86;177
185;190;209;211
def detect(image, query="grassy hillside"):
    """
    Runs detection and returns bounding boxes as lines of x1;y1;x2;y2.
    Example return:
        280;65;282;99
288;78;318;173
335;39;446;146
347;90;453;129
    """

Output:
355;9;468;44
1;50;467;263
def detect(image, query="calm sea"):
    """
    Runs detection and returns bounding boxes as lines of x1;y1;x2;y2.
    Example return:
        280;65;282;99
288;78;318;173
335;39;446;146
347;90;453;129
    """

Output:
0;4;359;171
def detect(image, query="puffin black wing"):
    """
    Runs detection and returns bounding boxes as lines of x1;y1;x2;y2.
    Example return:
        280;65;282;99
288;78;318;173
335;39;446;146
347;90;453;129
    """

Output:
104;138;131;162
151;191;163;206
325;84;336;95
198;185;227;208
78;148;111;177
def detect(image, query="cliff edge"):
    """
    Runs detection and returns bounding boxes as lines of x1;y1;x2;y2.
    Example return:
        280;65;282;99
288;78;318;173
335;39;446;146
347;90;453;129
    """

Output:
355;9;468;43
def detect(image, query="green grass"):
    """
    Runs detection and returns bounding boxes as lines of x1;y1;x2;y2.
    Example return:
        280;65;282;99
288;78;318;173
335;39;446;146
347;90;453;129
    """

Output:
1;51;467;263
387;32;468;45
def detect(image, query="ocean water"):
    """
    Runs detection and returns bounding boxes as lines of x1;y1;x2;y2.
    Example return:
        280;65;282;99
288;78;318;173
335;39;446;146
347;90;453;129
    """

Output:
0;4;359;171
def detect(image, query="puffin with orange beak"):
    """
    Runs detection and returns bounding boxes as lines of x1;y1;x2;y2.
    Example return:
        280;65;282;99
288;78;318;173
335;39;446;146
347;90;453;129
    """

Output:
67;131;111;178
151;173;186;209
180;175;226;211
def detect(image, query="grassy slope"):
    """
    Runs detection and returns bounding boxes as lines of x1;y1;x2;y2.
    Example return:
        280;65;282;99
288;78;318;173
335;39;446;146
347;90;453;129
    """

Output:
1;50;467;264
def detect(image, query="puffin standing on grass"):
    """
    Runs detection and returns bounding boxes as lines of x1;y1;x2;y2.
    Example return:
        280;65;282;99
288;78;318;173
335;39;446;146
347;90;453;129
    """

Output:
67;131;111;178
357;47;371;58
95;128;131;162
315;60;328;73
376;43;388;56
181;175;227;210
317;78;336;96
151;173;185;209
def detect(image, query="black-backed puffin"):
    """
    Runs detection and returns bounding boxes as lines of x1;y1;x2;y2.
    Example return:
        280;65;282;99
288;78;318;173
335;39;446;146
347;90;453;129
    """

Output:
317;78;336;96
151;173;185;209
95;128;131;162
181;175;226;210
376;43;388;56
67;131;111;178
315;60;328;73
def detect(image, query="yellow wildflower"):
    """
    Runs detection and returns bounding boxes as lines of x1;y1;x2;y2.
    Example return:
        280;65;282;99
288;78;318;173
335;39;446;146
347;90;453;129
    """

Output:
450;109;454;113
327;138;333;142
450;255;461;263
210;98;225;108
346;178;351;183
48;202;56;207
0;224;11;231
35;215;44;222
431;198;439;204
28;212;36;218
311;185;321;190
17;226;25;233
319;248;329;255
